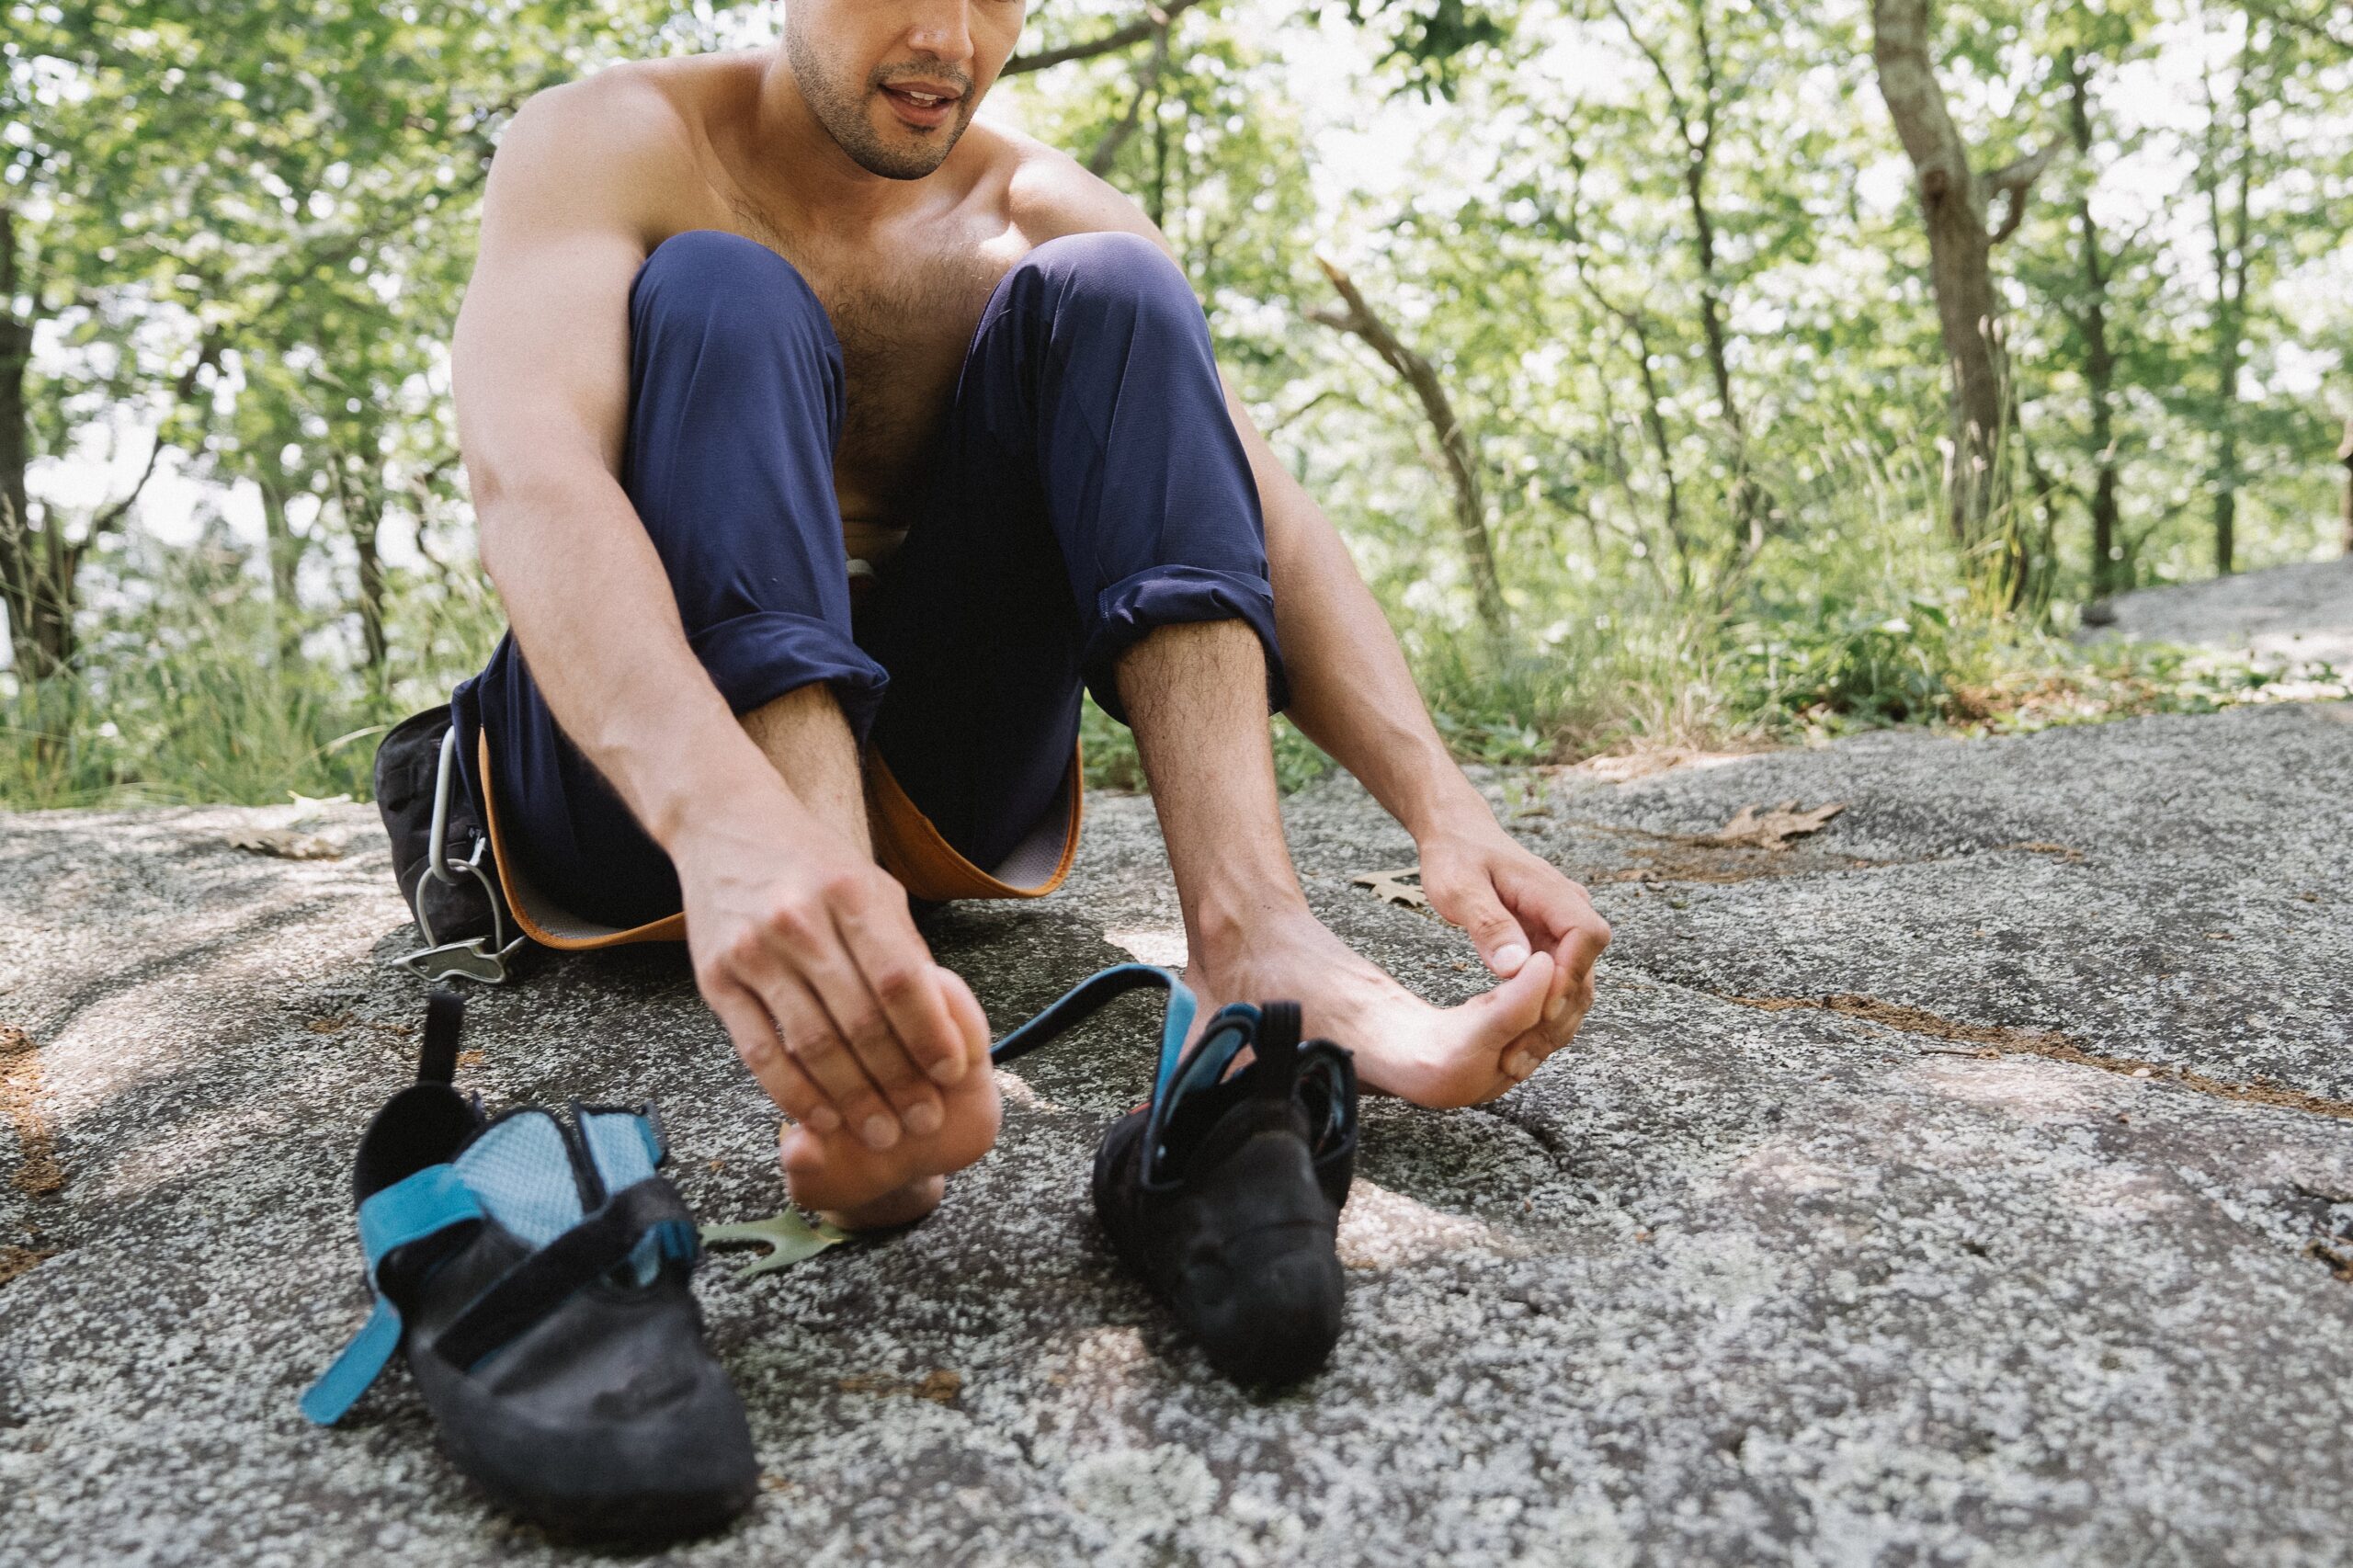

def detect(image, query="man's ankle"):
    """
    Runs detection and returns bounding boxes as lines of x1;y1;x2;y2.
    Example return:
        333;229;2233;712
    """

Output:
1187;885;1316;965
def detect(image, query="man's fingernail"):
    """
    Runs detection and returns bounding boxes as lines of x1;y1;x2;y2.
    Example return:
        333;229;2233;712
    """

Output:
1545;994;1568;1024
904;1101;942;1136
861;1114;900;1151
1506;1052;1536;1079
1493;943;1529;974
806;1105;842;1134
927;1055;966;1085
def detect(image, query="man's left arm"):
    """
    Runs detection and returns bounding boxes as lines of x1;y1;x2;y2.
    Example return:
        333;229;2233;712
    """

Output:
1227;394;1611;1044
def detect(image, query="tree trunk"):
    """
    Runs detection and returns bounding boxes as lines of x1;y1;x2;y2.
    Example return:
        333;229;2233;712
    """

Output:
1609;0;1765;552
0;201;47;678
1308;257;1511;648
335;455;388;687
354;501;386;684
2062;51;2124;598
1870;0;2055;555
2203;55;2252;578
2338;415;2352;556
259;472;304;664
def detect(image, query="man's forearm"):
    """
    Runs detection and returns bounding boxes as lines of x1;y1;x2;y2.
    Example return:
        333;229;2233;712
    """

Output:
476;468;797;850
1233;407;1495;840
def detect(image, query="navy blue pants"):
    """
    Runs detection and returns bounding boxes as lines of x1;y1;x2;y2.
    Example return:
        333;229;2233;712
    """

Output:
452;230;1287;932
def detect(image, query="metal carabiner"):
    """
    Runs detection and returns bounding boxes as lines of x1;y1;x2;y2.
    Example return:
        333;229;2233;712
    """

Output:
394;726;529;983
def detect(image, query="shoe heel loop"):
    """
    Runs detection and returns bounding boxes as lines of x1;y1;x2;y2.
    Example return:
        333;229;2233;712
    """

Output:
418;988;464;1085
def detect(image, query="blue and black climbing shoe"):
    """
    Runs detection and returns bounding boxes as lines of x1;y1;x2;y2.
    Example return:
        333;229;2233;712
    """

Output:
301;990;757;1543
994;964;1358;1386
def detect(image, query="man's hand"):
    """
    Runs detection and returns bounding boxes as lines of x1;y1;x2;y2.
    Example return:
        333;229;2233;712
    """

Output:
674;783;972;1153
1415;822;1612;1077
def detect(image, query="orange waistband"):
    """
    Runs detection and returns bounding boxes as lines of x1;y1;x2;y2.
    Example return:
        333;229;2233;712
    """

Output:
475;729;1083;951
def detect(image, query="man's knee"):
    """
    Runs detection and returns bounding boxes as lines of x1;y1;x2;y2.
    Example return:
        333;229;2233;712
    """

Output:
631;230;839;373
1006;230;1201;334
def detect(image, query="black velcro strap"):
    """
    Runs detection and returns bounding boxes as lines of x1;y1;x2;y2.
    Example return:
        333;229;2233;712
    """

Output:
432;1178;695;1371
990;963;1177;1066
419;989;464;1085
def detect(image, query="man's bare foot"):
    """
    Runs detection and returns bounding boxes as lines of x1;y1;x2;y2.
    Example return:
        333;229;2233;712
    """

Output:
1187;908;1559;1108
776;966;1002;1228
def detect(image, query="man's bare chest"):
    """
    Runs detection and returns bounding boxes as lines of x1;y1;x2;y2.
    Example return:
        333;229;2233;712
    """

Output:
718;199;1017;519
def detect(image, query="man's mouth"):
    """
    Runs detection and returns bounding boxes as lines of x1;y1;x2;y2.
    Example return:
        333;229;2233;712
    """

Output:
880;84;962;129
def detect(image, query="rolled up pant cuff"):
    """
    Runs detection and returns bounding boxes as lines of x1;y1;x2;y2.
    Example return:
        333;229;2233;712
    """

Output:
688;609;891;742
1082;565;1290;725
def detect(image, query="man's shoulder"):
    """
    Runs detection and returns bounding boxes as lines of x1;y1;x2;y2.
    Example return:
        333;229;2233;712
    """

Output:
505;58;719;165
993;125;1174;256
492;57;745;230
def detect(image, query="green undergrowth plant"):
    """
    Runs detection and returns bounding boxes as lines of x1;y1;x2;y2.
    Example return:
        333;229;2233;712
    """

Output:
0;540;506;810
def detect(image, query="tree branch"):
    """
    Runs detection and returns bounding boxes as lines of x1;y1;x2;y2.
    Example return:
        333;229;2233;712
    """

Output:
84;331;221;545
1003;0;1208;74
1306;256;1508;642
1984;141;2062;243
1085;20;1175;176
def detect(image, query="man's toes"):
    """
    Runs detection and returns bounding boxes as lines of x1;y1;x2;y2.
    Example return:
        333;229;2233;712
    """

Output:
1466;950;1553;1037
822;1175;945;1233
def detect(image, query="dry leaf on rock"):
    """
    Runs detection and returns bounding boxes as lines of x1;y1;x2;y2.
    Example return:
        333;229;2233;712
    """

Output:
1694;800;1846;850
1350;866;1430;910
228;828;346;860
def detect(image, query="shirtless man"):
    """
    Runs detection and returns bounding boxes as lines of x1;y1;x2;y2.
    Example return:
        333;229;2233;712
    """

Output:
448;0;1611;1227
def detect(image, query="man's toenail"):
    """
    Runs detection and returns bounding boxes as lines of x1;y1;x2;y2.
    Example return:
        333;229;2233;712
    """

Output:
905;1101;942;1136
1544;994;1568;1024
807;1105;842;1133
927;1055;965;1085
861;1114;900;1150
1506;1051;1535;1078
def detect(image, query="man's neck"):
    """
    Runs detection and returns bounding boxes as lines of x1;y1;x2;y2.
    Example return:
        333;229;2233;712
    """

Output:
747;51;946;234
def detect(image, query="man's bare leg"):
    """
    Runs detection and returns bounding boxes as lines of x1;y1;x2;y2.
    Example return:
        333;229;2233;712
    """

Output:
739;684;1002;1228
1119;620;1559;1108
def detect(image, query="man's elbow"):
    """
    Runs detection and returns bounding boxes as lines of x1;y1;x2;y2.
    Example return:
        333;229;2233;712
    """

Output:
468;460;579;587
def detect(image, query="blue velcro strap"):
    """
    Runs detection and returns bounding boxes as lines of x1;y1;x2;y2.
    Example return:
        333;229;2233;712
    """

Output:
301;1165;485;1426
299;1297;402;1426
988;963;1199;1096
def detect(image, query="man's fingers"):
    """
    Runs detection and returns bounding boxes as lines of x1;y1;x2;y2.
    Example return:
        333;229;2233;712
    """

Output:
931;963;993;1067
792;917;947;1142
704;979;841;1134
1499;860;1608;1008
836;893;967;1087
756;968;904;1152
1444;881;1532;978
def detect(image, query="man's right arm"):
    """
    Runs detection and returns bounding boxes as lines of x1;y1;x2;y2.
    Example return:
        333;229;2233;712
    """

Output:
451;82;973;1148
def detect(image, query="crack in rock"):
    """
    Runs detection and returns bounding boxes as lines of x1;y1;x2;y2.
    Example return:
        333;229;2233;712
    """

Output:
1723;992;2353;1121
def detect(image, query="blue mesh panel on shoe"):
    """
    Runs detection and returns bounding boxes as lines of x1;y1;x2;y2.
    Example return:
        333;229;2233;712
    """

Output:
453;1111;584;1248
578;1109;669;1285
578;1109;660;1191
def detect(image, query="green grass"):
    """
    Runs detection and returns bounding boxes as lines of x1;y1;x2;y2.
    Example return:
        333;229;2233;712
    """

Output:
7;529;2341;814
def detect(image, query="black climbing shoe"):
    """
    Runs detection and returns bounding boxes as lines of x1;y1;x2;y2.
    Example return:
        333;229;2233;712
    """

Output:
993;964;1358;1385
375;705;529;983
302;991;757;1544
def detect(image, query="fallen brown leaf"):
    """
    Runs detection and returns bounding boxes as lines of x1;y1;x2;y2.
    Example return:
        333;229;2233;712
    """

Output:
1350;866;1430;910
1;1024;62;1198
228;828;346;861
1695;800;1847;850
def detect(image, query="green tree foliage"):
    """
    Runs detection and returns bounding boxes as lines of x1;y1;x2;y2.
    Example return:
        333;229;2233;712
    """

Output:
3;0;2347;806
